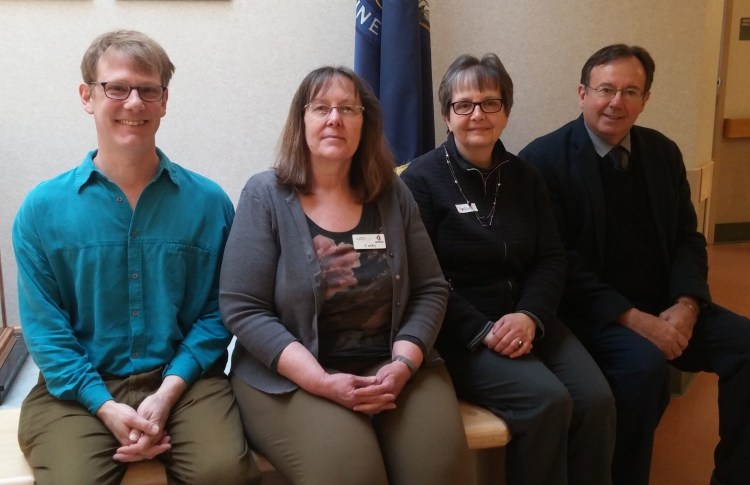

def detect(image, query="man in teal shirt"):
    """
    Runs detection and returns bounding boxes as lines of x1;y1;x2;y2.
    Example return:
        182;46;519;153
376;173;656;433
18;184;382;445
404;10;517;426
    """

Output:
12;30;259;484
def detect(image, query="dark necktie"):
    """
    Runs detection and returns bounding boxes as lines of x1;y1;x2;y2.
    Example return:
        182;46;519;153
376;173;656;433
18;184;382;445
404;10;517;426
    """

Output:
608;146;628;171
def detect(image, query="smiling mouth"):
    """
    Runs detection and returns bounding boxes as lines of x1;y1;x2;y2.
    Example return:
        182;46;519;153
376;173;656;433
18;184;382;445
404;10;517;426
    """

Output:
118;120;146;126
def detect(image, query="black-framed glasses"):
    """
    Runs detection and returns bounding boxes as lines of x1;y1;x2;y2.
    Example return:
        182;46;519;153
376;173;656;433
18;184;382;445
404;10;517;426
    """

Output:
450;99;504;115
586;84;644;101
90;81;166;102
304;103;365;118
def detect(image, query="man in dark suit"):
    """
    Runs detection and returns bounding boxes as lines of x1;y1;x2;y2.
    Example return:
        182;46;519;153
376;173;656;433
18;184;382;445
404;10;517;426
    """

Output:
520;44;750;485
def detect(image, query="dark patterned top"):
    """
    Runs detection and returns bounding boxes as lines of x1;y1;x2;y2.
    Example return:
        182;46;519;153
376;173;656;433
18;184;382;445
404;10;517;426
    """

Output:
307;203;393;372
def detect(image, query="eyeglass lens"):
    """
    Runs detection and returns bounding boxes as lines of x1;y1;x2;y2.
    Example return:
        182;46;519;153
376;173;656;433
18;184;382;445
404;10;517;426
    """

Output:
98;82;165;102
305;103;364;118
452;99;503;115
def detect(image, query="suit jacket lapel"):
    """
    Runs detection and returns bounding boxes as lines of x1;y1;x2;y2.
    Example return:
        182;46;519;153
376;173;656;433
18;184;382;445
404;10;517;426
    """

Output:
572;117;608;261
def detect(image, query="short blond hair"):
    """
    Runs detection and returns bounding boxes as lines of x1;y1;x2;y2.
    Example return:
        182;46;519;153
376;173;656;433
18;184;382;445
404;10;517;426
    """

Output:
80;30;175;86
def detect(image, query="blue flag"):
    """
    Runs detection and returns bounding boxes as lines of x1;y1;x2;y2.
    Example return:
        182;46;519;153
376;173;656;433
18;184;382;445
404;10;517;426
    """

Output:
354;0;435;165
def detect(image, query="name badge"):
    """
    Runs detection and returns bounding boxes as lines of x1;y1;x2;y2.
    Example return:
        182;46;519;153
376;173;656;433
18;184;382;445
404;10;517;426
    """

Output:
352;233;386;250
456;203;478;213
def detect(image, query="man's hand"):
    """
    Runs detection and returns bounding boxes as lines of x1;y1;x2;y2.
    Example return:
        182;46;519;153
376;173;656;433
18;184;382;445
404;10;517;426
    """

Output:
659;298;698;343
100;375;188;462
617;307;690;360
95;400;165;461
113;432;172;463
483;313;536;358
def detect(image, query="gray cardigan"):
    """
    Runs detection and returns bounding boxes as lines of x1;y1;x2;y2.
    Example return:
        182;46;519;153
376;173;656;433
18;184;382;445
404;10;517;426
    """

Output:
220;170;449;394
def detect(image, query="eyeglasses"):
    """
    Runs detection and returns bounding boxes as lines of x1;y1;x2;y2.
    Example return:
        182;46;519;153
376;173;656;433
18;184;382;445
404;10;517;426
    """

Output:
586;84;644;101
304;103;365;118
450;99;504;115
90;81;167;102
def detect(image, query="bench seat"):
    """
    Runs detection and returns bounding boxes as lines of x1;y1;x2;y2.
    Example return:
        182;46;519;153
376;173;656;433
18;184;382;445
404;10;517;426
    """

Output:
0;402;508;484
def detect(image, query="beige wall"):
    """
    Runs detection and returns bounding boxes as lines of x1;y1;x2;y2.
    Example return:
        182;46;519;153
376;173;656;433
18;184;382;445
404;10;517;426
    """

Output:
0;0;725;324
714;0;750;225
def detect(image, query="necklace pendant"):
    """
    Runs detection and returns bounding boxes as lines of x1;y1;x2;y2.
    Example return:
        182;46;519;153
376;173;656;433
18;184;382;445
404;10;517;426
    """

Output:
443;144;501;229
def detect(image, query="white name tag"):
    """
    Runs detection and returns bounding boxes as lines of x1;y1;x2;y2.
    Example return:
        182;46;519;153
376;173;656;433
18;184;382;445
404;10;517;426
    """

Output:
352;233;387;250
456;203;478;213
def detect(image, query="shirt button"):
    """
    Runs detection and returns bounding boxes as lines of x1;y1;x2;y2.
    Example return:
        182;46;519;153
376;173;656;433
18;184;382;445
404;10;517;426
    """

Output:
131;231;138;238
116;196;123;203
132;310;139;317
132;352;139;358
395;274;401;280
132;273;139;280
395;301;401;307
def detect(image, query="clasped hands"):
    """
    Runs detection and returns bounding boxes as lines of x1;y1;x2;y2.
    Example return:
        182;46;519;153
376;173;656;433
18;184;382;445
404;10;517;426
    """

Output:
619;298;699;360
95;375;186;462
320;360;412;415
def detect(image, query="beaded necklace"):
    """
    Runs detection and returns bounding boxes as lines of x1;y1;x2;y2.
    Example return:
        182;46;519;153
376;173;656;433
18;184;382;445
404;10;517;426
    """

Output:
443;145;506;229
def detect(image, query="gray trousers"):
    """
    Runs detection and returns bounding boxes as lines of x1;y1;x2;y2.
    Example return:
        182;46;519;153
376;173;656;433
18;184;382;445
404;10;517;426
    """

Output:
19;367;261;485
442;318;616;485
231;360;473;485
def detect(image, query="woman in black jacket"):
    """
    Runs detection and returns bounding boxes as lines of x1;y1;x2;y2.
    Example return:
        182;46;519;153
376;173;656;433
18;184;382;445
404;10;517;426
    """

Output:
402;53;615;485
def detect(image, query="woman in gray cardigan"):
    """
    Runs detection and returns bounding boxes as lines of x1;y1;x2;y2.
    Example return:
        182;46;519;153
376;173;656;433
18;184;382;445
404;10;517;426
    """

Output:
220;66;472;485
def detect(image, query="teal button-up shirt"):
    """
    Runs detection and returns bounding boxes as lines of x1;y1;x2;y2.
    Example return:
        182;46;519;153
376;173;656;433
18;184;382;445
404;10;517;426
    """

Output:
13;149;234;413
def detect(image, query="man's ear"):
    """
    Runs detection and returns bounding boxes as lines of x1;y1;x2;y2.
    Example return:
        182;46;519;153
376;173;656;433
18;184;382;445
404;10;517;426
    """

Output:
80;83;94;115
641;90;651;108
159;87;168;117
577;84;587;108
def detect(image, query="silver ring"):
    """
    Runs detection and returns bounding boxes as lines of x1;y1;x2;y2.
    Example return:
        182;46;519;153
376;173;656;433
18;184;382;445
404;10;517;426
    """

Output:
517;339;524;348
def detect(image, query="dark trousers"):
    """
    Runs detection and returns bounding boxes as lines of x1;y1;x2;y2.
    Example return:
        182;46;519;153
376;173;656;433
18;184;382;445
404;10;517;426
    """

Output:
575;304;750;485
442;318;616;485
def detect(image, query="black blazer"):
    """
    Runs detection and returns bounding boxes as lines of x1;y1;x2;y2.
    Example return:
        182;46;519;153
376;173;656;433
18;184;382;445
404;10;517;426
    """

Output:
519;115;710;329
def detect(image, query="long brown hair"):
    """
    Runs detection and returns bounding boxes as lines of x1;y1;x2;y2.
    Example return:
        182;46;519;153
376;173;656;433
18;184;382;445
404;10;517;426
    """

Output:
275;66;394;203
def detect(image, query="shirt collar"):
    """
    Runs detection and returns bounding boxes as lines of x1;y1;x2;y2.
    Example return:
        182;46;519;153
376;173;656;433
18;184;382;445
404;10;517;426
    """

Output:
584;123;632;158
73;147;179;191
446;132;509;172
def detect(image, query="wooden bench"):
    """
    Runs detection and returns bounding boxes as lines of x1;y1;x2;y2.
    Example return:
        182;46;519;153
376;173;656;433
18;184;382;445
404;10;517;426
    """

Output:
0;401;509;484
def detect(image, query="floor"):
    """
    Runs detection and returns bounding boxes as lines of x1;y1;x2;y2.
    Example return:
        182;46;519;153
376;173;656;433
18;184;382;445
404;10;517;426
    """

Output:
2;243;749;484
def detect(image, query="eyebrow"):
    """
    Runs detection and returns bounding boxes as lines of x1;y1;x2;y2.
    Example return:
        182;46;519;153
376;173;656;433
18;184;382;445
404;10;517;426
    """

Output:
595;82;643;89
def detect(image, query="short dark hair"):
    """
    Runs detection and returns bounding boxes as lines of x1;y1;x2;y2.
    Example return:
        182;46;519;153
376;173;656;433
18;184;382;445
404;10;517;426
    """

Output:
580;44;655;93
438;53;514;118
274;66;394;203
81;30;175;87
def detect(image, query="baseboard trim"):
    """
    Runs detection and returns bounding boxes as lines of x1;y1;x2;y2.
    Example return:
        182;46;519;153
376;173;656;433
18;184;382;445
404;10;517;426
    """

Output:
714;223;750;243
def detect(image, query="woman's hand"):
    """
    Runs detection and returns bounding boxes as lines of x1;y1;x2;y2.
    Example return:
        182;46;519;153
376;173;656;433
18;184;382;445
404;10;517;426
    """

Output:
318;372;395;413
483;313;536;358
350;360;412;414
276;342;393;412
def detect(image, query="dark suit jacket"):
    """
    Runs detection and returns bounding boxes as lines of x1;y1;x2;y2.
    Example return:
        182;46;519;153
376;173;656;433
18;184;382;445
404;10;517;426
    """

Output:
519;115;710;330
